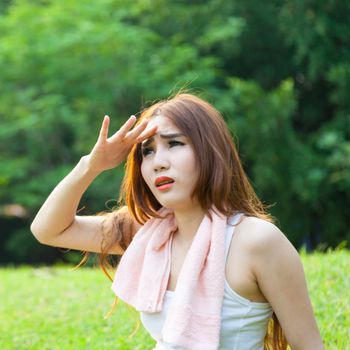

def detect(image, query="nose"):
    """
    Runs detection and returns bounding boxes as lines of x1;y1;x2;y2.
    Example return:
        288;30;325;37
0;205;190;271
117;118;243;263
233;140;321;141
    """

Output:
153;148;170;173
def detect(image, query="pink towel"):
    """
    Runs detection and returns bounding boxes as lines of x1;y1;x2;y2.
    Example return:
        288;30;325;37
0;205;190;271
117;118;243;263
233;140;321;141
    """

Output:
111;207;228;350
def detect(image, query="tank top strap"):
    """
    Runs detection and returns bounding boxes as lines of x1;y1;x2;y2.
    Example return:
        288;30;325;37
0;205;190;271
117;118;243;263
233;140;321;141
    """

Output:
224;212;244;263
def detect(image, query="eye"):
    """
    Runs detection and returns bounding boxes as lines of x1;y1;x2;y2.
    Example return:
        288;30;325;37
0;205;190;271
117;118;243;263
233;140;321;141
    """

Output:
142;146;154;157
169;140;184;147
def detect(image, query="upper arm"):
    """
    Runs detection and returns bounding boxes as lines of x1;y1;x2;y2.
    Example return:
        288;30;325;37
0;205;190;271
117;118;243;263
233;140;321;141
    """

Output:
34;209;141;255
249;222;324;349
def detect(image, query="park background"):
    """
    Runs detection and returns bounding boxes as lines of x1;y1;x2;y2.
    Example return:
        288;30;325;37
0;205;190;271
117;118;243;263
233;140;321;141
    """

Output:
0;0;349;349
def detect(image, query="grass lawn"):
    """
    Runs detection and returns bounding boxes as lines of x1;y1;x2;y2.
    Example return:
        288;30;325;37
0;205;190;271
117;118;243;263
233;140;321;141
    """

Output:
0;249;349;350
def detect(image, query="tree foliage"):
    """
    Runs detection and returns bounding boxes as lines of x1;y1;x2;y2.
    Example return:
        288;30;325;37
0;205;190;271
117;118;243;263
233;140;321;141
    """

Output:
0;0;349;263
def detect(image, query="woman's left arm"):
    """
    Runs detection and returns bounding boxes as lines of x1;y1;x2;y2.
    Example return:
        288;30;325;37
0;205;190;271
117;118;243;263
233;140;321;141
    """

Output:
250;222;325;350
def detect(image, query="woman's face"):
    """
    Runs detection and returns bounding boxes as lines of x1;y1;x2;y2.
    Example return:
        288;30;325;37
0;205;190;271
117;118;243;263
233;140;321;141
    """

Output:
140;116;200;212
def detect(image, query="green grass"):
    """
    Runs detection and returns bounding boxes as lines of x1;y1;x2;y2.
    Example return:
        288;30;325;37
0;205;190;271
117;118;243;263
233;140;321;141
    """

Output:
299;248;350;350
0;265;155;350
0;249;349;350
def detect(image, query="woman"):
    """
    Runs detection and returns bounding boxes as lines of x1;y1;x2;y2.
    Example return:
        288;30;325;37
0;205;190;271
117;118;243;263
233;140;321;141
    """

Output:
31;93;324;349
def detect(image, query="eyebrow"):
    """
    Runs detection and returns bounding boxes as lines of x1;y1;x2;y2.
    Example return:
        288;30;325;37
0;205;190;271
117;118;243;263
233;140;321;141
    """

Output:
141;133;185;148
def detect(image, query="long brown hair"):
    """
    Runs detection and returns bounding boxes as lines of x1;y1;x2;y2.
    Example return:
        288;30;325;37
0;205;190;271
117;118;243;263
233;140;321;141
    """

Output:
79;92;288;349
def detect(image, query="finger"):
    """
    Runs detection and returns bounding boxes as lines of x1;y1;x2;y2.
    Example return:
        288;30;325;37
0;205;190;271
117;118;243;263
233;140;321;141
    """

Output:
98;115;110;142
117;115;137;138
125;119;149;140
135;125;158;143
108;117;146;143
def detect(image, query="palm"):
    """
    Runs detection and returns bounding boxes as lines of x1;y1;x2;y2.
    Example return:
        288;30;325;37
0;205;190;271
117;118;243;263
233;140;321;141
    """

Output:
88;115;157;173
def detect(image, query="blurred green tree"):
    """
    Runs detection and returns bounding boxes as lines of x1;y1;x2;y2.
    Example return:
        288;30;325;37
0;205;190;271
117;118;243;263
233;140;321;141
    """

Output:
0;0;349;263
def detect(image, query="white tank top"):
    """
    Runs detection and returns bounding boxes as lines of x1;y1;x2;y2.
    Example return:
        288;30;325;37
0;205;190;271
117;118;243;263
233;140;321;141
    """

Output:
140;214;273;350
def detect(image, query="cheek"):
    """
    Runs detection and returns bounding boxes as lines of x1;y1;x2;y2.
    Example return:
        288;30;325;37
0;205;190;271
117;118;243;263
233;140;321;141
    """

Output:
183;152;199;183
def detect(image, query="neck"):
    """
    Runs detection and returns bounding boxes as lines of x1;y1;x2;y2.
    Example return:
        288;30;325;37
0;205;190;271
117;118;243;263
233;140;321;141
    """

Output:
172;205;206;245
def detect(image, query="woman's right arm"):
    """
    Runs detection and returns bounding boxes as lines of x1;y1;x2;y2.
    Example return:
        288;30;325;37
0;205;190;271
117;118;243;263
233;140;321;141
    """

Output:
30;114;157;255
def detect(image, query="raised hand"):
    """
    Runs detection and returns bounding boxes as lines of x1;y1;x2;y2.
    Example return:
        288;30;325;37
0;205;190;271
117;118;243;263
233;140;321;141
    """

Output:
86;115;157;174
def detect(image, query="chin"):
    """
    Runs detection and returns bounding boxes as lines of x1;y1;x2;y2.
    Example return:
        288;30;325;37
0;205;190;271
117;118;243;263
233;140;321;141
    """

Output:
157;199;195;212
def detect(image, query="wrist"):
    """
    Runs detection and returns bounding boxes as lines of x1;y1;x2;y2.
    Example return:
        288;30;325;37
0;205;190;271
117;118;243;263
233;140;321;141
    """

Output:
79;155;102;179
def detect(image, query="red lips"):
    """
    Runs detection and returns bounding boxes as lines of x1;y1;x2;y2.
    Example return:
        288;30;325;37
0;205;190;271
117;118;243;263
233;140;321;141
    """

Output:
155;176;174;187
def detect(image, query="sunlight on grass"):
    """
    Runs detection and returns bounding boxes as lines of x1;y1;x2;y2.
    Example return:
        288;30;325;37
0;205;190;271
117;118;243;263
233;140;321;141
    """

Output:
0;266;155;350
0;249;349;349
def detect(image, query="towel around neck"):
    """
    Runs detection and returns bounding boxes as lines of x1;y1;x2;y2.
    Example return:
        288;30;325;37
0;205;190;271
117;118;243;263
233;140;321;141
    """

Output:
111;206;229;350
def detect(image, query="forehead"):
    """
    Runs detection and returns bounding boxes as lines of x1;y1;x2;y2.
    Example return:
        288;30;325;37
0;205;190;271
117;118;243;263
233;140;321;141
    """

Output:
146;115;179;132
141;116;184;146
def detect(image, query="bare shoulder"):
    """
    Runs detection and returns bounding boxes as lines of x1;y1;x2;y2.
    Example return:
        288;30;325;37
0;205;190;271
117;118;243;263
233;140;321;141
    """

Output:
234;216;324;349
234;215;293;251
